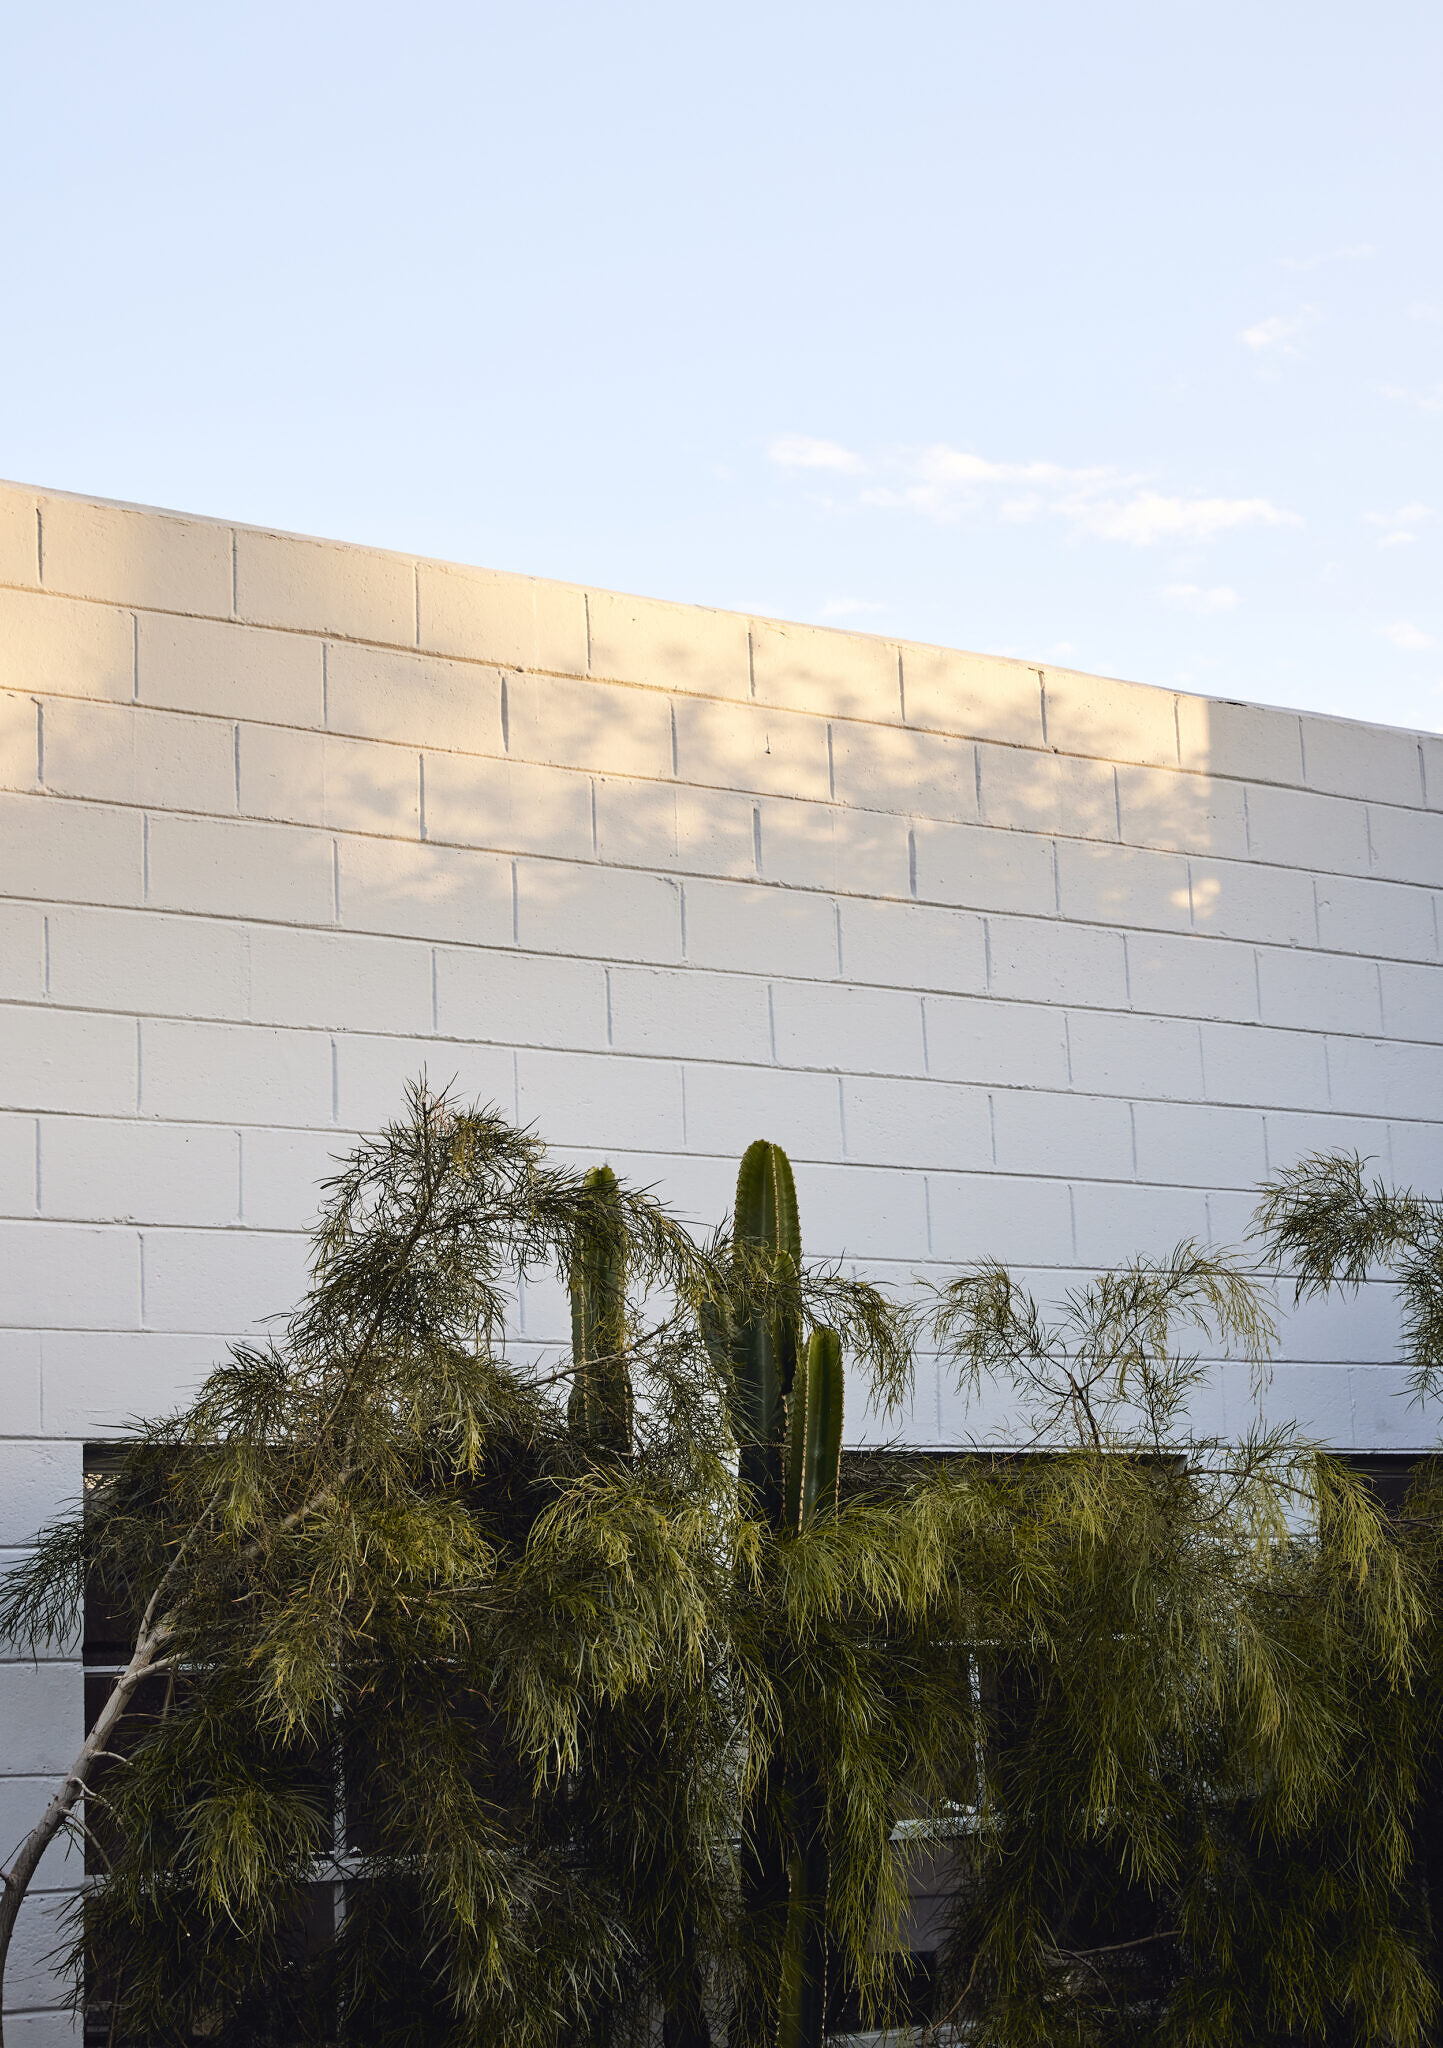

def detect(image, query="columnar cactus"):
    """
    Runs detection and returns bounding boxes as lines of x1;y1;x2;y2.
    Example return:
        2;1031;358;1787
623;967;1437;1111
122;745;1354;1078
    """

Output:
567;1164;632;1454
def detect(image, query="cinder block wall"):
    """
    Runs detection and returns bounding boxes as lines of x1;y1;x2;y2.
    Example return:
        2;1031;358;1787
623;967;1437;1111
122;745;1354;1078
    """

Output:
3;478;1442;2032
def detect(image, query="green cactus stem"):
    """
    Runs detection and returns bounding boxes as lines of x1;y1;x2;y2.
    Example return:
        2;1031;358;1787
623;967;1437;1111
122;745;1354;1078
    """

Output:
783;1327;844;1533
567;1164;632;1454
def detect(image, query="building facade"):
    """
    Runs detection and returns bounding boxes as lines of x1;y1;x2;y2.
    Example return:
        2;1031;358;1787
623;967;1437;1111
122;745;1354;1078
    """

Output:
2;479;1441;2035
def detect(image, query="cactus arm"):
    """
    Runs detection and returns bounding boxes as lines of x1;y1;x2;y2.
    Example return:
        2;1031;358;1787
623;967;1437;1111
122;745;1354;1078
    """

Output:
730;1142;803;1520
567;1164;632;1453
783;1328;844;1532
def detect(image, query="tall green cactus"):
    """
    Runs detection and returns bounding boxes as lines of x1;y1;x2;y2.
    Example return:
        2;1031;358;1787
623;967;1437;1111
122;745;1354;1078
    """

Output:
567;1164;632;1454
710;1140;843;2048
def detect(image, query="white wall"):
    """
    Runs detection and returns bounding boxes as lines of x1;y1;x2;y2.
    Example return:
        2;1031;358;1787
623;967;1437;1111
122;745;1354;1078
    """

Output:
3;478;1442;2030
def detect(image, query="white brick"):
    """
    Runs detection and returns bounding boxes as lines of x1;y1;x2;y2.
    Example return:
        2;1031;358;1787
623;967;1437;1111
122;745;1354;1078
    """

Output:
0;1332;43;1432
142;1227;311;1334
1188;857;1316;945
333;1033;515;1133
0;1222;138;1329
0;587;134;704
45;908;247;1020
1366;802;1443;885
839;900;987;995
1244;782;1370;873
829;722;978;823
1324;1035;1443;1119
517;1049;685;1152
1262;1109;1392;1178
679;1062;844;1159
436;947;609;1049
770;981;926;1075
1383;1118;1443;1191
140;1020;334;1125
1116;765;1249;858
0;1776;81;1888
240;1127;350;1232
506;671;673;780
137;611;325;725
249;927;433;1035
1347;1363;1425;1449
912;819;1056;914
991;1090;1134;1179
146;813;334;924
0;1007;136;1115
1072;1182;1212;1267
519;861;682;964
606;965;770;1063
1056;839;1192;931
672;697;831;801
239;726;420;837
1256;950;1383;1034
0;1114;36;1216
0;792;144;905
595;778;753;877
923;996;1070;1090
761;799;911;897
1200;1022;1330;1110
1273;1285;1402;1367
978;745;1118;840
234;528;415;643
338;836;512;945
1124;930;1259;1022
0;482;39;587
418;560;588;675
797;1162;929;1260
0;689;39;791
750;617;901;722
1132;1101;1269;1189
0;1439;81;1547
1379;960;1443;1041
40;1117;238;1226
324;640;502;755
587;588;749;698
899;645;1043;746
1301;713;1423;805
840;1078;991;1171
987;917;1128;1007
924;1170;1074;1265
0;1665;82;1775
39;494;232;615
1042;666;1178;768
43;1327;229;1438
0;903;46;1002
40;698;235;812
1315;874;1436;961
1065;1009;1204;1100
424;753;592;859
1423;735;1443;810
1176;694;1304;785
682;880;837;978
5;1891;81;2018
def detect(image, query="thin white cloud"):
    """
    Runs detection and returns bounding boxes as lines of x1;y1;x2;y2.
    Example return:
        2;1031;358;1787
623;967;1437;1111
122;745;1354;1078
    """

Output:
1382;382;1443;414
1163;583;1239;613
1366;503;1433;549
816;597;885;621
1382;621;1437;652
771;436;1301;549
1280;244;1374;271
1241;307;1317;355
768;434;865;474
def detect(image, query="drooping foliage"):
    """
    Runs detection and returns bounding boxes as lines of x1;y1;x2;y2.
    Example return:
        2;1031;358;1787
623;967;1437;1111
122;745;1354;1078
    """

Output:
1;1113;1441;2048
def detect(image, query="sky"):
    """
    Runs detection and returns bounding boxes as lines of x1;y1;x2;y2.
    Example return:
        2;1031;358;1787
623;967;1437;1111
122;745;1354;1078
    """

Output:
3;1;1442;731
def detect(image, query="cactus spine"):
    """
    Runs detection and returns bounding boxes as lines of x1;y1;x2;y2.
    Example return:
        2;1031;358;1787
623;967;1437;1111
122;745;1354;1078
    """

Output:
567;1164;632;1454
713;1141;842;2048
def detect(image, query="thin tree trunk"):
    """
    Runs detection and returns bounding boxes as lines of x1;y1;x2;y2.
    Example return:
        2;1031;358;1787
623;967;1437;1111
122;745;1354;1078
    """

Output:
0;1622;171;2048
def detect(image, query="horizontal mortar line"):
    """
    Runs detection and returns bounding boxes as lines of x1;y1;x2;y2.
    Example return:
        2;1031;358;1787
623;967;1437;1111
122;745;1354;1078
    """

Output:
7;708;1442;887
0;595;1434;809
8;864;1443;970
7;990;1443;1063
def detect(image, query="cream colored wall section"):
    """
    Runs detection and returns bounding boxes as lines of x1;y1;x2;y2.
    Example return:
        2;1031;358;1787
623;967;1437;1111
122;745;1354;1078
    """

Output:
5;475;1443;2030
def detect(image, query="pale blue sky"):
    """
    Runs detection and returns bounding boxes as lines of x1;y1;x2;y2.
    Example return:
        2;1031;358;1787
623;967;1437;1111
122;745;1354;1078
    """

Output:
4;2;1442;730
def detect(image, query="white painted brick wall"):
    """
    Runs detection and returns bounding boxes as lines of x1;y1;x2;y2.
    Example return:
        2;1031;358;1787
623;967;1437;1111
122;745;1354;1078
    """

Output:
4;478;1443;2024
